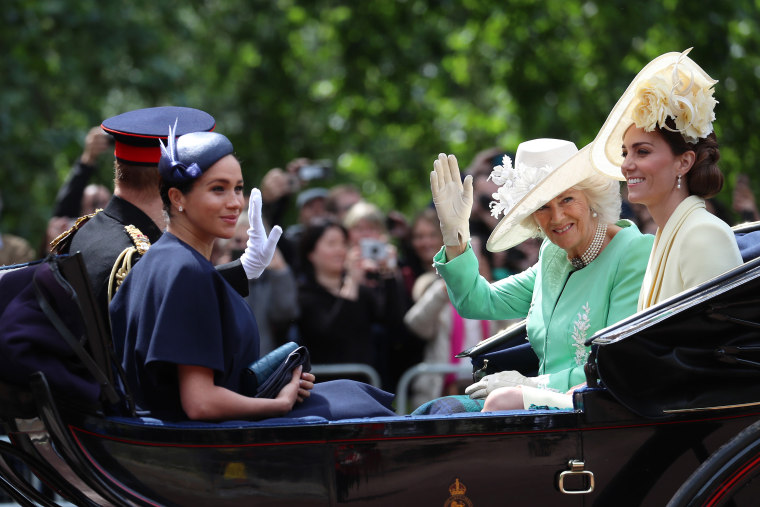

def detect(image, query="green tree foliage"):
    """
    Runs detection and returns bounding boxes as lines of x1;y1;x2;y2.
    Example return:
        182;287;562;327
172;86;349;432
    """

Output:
2;0;759;250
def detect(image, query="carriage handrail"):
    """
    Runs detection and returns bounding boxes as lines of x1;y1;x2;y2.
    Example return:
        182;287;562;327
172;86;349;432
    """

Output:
310;363;382;388
395;362;474;414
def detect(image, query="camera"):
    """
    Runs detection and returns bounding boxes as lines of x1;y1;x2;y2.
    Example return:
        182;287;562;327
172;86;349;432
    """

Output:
298;160;332;181
360;238;388;261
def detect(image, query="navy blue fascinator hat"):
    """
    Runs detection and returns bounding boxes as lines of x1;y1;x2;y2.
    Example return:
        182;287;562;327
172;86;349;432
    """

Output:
158;121;234;184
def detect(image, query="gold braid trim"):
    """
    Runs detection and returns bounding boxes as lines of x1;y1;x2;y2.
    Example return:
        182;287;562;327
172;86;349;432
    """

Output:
106;224;152;302
49;208;103;253
108;247;138;303
124;224;151;255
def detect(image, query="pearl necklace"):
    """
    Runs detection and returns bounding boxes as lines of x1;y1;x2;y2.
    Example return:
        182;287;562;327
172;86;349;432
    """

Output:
569;221;608;269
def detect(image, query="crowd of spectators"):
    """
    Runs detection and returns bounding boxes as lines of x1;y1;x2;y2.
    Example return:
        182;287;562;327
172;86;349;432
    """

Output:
2;131;760;400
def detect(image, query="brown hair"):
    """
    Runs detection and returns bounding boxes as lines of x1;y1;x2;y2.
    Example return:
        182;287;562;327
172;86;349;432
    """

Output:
657;118;723;198
299;217;348;281
159;177;196;216
114;161;161;193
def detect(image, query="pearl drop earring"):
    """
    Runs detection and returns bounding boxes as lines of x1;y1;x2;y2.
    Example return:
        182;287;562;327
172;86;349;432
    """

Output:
178;205;183;212
592;209;598;218
677;175;682;189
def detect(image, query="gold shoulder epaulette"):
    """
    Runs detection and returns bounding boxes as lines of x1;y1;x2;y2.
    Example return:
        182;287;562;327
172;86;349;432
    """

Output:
106;225;151;303
124;224;151;255
49;209;103;253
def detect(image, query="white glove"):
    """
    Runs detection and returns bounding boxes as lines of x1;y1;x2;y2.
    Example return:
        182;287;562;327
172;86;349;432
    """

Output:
464;370;550;400
430;153;473;247
240;188;282;279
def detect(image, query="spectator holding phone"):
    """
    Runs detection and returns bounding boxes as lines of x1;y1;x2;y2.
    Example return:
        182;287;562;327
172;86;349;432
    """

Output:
296;218;397;385
341;201;417;389
342;201;400;285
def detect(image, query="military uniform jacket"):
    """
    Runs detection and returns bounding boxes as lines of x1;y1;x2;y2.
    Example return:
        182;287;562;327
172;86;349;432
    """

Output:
434;220;654;391
66;195;247;320
66;196;161;319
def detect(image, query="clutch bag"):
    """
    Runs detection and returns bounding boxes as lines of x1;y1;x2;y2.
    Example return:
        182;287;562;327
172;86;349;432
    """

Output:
242;342;311;399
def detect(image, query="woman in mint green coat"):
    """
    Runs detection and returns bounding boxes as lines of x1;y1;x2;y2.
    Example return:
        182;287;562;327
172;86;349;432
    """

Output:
428;138;653;412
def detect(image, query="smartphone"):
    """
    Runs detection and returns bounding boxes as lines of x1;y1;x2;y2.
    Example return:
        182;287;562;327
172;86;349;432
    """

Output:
299;160;333;181
360;238;388;261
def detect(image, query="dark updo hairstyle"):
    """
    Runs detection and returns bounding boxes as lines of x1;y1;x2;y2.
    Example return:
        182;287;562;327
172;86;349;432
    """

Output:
298;217;348;280
658;117;723;198
159;179;195;216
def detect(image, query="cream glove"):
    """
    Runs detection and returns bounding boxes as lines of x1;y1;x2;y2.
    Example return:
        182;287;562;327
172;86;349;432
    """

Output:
430;153;473;247
464;370;551;400
240;188;283;279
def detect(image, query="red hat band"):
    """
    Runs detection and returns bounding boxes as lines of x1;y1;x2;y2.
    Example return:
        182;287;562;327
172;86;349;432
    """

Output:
114;142;163;165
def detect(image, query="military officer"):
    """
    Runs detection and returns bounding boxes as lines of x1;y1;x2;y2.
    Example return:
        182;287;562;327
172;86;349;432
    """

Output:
53;106;255;319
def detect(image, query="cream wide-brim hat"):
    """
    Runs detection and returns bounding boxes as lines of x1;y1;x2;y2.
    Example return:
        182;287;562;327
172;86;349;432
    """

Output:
486;139;597;252
589;49;718;180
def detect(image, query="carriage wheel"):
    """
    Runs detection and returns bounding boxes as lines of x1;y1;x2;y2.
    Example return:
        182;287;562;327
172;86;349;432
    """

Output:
668;418;760;506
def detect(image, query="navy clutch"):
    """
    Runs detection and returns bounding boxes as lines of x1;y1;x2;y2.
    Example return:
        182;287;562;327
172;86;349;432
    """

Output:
242;342;311;398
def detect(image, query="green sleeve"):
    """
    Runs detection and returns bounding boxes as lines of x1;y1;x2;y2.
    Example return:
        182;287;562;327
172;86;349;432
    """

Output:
433;244;535;321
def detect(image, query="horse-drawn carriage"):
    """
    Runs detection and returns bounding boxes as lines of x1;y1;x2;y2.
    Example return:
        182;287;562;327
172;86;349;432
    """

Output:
2;222;760;506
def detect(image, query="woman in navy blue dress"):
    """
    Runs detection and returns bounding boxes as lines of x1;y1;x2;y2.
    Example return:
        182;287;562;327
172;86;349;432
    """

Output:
110;126;394;421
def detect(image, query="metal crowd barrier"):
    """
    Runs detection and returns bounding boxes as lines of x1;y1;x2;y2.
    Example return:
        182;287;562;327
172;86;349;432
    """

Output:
310;363;382;389
395;362;473;414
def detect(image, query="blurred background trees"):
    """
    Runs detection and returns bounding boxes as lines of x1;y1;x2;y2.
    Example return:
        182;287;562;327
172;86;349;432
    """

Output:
3;0;760;247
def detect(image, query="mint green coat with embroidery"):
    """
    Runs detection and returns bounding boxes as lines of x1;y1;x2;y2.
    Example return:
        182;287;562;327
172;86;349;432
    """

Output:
434;220;653;391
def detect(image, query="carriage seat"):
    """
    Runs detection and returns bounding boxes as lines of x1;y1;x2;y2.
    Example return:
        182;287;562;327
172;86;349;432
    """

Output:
734;220;760;262
736;230;760;262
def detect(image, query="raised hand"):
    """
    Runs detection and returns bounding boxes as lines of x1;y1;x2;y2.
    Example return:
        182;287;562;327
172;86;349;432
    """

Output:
430;153;473;247
239;188;283;279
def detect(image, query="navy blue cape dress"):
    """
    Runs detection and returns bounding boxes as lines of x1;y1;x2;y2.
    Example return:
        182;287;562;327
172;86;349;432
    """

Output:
110;233;394;421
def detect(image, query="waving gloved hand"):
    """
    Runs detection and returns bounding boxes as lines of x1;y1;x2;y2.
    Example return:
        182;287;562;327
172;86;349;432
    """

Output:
464;371;550;400
430;153;473;247
240;188;283;279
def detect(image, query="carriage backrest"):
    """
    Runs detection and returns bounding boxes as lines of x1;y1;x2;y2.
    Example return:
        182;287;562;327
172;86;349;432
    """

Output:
0;254;131;414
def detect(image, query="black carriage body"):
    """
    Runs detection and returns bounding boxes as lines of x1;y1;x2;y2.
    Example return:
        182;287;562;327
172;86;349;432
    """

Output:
35;390;757;506
3;224;760;506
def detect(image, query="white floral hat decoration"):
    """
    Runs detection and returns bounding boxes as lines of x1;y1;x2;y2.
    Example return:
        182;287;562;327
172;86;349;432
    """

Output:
590;48;718;180
486;138;597;252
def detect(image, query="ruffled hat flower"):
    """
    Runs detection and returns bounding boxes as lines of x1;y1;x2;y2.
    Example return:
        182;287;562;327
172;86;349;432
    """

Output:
488;154;553;219
630;49;718;144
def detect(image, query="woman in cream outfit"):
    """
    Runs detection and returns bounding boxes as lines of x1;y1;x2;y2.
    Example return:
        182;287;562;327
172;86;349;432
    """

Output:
588;49;742;309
